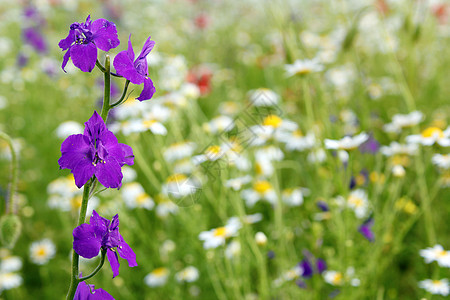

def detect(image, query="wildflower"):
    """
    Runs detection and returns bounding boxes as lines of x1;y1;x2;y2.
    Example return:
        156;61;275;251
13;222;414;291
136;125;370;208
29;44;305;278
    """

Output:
225;240;241;259
192;145;226;164
59;15;120;72
155;195;179;218
380;142;418;156
23;27;47;54
285;59;324;76
323;268;359;287
72;210;137;278
278;130;316;152
406;126;450;146
418;279;449;296
121;182;155;210
358;218;375;242
420;245;450;267
203;115;234;134
144;267;170;287
248;88;279;107
392;165;405;177
383;111;423;133
162;174;201;199
325;132;369;150
74;281;114;300
282;188;310;206
255;232;268;246
113;35;156;101
175;266;199;283
274;265;304;286
225;175;252;191
241;180;277;207
55;121;83;139
29;238;56;265
358;134;380;154
347;189;370;219
227;214;263;226
163;142;197;163
0;250;23;293
0;272;22;293
58;111;134;189
198;218;241;249
432;154;450;169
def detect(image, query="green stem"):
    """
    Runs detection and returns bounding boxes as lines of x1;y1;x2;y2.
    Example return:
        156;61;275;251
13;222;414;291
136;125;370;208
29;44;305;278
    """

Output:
101;55;111;122
110;80;131;108
0;131;18;214
79;249;107;281
95;60;106;73
66;180;92;300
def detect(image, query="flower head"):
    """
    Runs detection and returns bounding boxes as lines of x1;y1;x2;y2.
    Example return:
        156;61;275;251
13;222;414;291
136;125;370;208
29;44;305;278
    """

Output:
358;218;375;242
113;35;156;101
73;210;137;278
74;281;114;300
59;15;120;72
58;111;134;189
418;279;449;296
29;239;56;265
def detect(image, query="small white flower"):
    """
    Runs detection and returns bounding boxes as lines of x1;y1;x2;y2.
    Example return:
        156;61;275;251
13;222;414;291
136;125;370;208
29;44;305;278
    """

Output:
432;154;450;170
204;115;234;134
248;88;280;107
418;279;449;296
163;142;197;163
323;270;344;286
282;188;310;206
144;267;170;287
121;182;155;210
325;132;369;150
198;219;241;249
255;232;268;246
0;256;22;273
175;266;199;283
225;240;241;259
392;165;406;177
55;121;83;139
162;174;201;199
278;130;316;152
380;142;418;156
383;111;423;133
406;127;450;147
225;175;252;191
29;239;56;265
241;180;277;207
192;145;226;164
284;59;324;77
308;148;327;163
347;189;370;219
420;245;450;267
0;272;23;292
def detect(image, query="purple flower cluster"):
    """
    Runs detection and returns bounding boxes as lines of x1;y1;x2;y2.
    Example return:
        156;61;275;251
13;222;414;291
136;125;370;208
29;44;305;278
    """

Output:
58;111;134;189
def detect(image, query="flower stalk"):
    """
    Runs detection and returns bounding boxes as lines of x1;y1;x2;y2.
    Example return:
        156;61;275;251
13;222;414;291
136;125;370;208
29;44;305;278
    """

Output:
0;131;19;215
101;55;111;122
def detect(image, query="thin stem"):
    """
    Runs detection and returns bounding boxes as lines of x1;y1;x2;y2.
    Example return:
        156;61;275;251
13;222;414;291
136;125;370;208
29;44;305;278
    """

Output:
95;60;106;73
79;249;107;281
101;56;111;122
110;80;131;108
0;132;18;214
66;180;92;300
111;72;123;78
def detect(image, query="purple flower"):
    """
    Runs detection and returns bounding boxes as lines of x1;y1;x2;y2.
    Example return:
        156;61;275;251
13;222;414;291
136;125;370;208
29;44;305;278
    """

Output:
58;111;134;189
23;27;48;54
300;258;313;278
359;134;380;154
113;35;155;101
59;15;120;72
316;201;329;212
358;218;375;242
74;281;114;299
73;210;137;278
316;258;327;274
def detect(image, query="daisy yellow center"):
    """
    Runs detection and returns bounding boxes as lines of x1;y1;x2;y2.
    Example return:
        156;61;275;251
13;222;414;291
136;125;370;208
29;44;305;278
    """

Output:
421;127;444;138
71;195;82;210
296;68;312;75
392;155;410;167
206;145;221;155
437;250;447;257
213;227;228;237
293;129;303;137
167;174;187;183
348;196;363;207
254;181;272;194
263;115;282;128
433;280;443;286
153;267;168;277
143;120;157;128
136;193;149;205
332;273;343;285
36;247;47;257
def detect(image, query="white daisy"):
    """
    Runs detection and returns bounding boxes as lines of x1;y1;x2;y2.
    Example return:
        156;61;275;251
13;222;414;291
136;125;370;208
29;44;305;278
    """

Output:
225;240;241;259
175;266;199;283
284;59;324;77
324;132;369;150
225;175;252;191
255;232;268;246
347;189;370;219
383;111;423;133
162;174;201;199
248;88;280;107
29;239;56;265
121;182;155;210
406;127;450;147
432;154;450;170
323;270;344;286
380;142;418;156
282;187;310;206
55;121;83;139
204;115;234;134
144;267;170;287
418;279;449;296
163;142;197;163
198;218;241;249
241;180;278;207
420;245;450;267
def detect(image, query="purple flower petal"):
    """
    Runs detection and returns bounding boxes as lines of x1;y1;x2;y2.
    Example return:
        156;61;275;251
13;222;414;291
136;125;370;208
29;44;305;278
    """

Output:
84;111;107;141
58;134;90;170
107;249;120;278
61;50;71;72
90;210;109;237
136;77;155;101
119;143;134;166
72;158;96;188
74;281;115;300
91;18;120;52
73;223;102;259
126;35;135;62
94;156;123;189
70;43;97;73
23;27;47;54
316;258;327;274
300;258;313;278
358;218;375;242
59;29;75;51
113;50;144;85
117;240;137;267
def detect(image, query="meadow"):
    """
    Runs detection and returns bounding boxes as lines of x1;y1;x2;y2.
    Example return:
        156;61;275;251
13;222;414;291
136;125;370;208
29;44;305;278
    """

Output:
0;0;449;299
